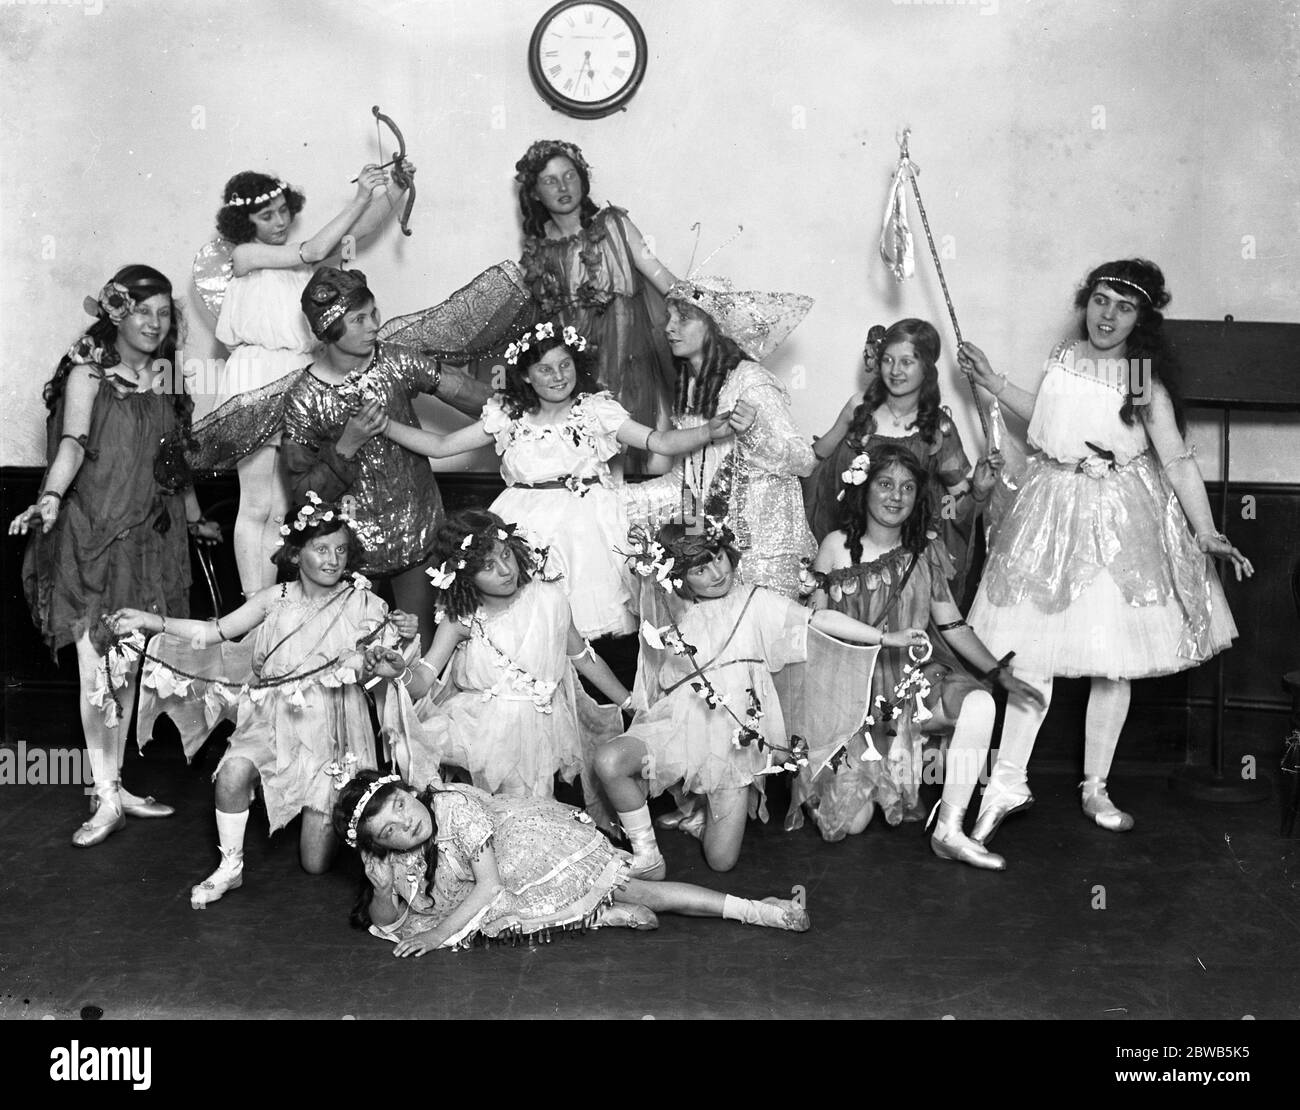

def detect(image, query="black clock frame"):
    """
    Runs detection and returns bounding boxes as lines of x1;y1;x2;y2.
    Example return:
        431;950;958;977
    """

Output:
527;0;648;119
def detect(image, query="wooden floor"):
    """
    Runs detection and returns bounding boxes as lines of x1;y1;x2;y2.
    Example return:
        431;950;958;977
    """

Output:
1;721;1297;1021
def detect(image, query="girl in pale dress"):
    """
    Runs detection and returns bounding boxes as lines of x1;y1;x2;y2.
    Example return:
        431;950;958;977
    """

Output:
115;500;417;908
334;771;811;956
792;444;1045;870
961;259;1253;841
375;509;630;805
191;162;414;595
380;320;732;640
623;276;818;599
593;520;927;876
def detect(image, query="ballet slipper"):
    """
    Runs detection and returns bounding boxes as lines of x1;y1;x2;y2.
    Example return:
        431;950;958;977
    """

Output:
191;847;244;909
1080;777;1134;832
971;767;1034;846
593;903;659;930
928;801;1006;871
72;782;125;848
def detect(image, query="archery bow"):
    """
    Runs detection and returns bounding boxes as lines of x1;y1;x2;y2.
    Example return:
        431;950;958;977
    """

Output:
372;105;415;236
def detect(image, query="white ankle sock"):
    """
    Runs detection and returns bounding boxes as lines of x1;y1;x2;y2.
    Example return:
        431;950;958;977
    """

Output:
617;805;660;858
215;809;249;858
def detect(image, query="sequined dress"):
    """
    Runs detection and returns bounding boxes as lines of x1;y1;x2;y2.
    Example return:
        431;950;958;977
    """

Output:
788;538;984;838
623;362;817;598
484;391;635;638
23;372;191;655
282;343;445;575
392;581;623;804
968;345;1237;678
138;583;392;832
368;784;632;949
804;411;975;598
190;265;317;468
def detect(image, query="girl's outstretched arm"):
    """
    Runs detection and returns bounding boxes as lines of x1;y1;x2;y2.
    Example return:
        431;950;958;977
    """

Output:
810;608;927;650
400;619;471;700
111;588;272;646
929;597;1046;708
384;417;493;459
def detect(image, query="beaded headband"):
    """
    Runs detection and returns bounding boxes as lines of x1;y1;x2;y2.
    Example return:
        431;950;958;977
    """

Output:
225;180;287;208
346;774;401;846
504;320;589;366
1092;275;1152;304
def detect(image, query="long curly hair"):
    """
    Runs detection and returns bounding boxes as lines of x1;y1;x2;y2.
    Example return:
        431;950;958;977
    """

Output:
499;329;603;418
667;300;747;420
215;171;306;244
333;771;444;929
1073;258;1185;433
42;264;191;436
428;509;541;622
836;443;933;565
845;318;944;448
515;141;599;239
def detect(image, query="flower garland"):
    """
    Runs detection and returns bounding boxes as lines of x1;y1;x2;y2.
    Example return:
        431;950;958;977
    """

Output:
519;213;613;316
93;580;390;726
467;621;560;713
623;520;809;775
503;320;589;365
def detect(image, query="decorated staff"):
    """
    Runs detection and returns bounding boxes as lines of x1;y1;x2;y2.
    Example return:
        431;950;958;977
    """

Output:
114;496;418;908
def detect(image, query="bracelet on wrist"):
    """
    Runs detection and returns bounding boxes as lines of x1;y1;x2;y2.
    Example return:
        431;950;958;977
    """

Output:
980;651;1015;683
619;695;634;711
39;489;63;503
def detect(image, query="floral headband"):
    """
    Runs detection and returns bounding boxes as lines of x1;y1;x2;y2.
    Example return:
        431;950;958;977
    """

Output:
225;180;287;208
623;516;736;594
837;452;870;501
503;320;589;366
345;774;401;846
276;490;354;546
426;522;540;591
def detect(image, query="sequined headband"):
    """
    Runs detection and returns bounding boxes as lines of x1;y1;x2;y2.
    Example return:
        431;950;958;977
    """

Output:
225;180;287;208
1093;275;1152;304
346;775;401;846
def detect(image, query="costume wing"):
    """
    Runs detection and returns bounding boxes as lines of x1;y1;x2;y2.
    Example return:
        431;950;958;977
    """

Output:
136;633;256;761
192;237;236;322
772;626;879;832
377;260;532;364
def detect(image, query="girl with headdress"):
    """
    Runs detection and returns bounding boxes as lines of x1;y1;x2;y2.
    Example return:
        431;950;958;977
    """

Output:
803;319;999;604
369;509;629;808
10;266;221;847
623;275;818;599
593;518;919;876
380;319;734;640
281;266;491;650
381;140;676;471
333;769;811;955
789;443;1045;869
114;498;417;907
959;260;1252;842
190;162;414;597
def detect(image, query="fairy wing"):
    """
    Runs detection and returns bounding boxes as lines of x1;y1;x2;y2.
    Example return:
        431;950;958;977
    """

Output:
192;237;236;321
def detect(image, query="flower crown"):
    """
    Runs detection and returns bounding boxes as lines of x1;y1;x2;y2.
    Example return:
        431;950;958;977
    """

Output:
503;321;589;366
622;516;735;595
276;490;354;546
225;179;287;208
425;521;550;591
837;452;870;501
346;774;401;847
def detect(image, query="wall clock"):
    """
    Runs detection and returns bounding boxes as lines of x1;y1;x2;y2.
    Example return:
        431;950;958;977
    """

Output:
528;1;648;119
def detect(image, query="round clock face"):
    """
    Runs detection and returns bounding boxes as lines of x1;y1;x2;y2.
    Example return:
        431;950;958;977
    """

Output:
530;1;647;118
